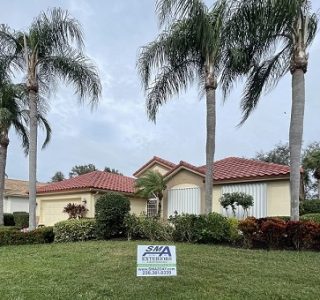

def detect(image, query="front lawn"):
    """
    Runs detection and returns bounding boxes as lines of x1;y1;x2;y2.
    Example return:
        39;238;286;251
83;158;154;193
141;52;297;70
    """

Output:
0;241;319;299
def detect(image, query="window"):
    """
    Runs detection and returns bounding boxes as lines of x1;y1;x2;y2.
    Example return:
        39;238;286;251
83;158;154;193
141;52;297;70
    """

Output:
147;198;158;217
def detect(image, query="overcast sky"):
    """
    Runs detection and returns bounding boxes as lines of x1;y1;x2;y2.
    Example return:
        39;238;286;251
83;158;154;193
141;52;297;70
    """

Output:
2;0;320;182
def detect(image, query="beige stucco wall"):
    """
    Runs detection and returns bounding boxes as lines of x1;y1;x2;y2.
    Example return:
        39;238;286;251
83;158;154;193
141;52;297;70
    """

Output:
138;163;171;177
37;191;147;226
212;186;223;214
163;170;205;219
267;180;290;216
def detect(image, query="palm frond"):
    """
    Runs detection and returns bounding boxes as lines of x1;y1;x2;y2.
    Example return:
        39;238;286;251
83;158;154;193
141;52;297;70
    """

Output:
37;114;51;149
12;120;29;155
135;170;166;198
39;49;101;106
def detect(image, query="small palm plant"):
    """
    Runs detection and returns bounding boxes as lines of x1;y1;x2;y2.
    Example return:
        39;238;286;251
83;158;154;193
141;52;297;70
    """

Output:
135;170;167;218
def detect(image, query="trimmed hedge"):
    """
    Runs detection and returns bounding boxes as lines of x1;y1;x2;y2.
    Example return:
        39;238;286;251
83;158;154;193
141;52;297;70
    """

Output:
300;200;320;215
13;212;29;229
301;213;320;224
239;217;320;250
4;213;15;226
0;227;54;246
54;219;97;243
95;193;130;239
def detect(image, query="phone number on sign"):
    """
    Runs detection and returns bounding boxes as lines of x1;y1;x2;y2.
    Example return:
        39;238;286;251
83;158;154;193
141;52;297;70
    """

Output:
142;269;173;275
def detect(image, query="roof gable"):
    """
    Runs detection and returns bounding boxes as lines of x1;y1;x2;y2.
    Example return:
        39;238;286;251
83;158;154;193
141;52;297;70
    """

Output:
133;156;176;177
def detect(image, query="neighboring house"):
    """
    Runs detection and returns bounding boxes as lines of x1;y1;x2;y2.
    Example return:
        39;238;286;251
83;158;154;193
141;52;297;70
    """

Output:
134;156;291;219
36;171;146;226
36;156;291;226
4;179;45;213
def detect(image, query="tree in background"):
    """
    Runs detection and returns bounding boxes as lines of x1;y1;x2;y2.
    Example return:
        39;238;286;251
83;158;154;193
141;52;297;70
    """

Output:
51;171;65;182
104;167;123;176
135;170;167;218
0;8;102;229
229;0;318;220
303;142;320;198
255;143;290;166
69;164;97;178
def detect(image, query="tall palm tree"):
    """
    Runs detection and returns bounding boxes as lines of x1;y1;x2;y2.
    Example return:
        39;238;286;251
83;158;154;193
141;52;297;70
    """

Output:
135;170;167;218
0;8;102;229
225;0;318;220
138;0;239;214
0;82;51;225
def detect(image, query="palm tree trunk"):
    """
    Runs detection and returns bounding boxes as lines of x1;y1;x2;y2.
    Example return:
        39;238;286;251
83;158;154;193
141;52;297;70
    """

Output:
318;180;320;199
0;133;9;226
28;89;38;230
205;73;217;214
289;68;305;221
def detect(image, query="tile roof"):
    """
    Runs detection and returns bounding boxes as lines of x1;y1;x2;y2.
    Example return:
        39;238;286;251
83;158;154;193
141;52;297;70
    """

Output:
133;156;176;177
165;157;290;182
200;157;291;181
37;171;135;194
5;179;46;197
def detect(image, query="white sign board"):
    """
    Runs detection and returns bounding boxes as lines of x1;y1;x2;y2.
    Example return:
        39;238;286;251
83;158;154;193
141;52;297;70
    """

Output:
137;245;177;277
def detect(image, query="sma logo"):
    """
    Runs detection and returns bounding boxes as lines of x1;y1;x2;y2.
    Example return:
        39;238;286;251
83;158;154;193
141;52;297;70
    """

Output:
142;246;172;257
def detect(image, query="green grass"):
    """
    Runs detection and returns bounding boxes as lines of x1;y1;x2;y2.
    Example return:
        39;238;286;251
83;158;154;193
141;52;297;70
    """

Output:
0;241;320;300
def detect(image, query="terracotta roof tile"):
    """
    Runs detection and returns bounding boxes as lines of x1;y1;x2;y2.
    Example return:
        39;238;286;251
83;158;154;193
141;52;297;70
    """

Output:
37;171;135;194
199;157;291;181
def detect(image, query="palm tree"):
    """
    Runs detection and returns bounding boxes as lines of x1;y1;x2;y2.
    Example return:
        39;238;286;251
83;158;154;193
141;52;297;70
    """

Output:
135;170;167;218
0;8;102;229
138;0;239;214
226;0;318;220
0;82;51;225
303;145;320;198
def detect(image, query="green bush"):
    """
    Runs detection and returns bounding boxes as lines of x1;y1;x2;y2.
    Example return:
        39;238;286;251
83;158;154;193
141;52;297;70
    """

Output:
227;218;243;245
4;213;15;226
0;226;16;232
301;213;320;224
169;213;199;242
124;214;173;241
13;212;29;229
196;213;232;244
300;200;320;215
0;227;54;246
54;219;96;243
169;212;232;244
95;193;130;239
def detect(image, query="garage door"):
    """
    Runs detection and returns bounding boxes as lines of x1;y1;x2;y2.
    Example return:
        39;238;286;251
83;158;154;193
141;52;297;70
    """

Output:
221;183;267;218
168;187;200;217
40;200;81;226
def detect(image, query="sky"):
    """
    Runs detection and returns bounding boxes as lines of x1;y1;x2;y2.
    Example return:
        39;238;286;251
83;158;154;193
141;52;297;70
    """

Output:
1;0;320;182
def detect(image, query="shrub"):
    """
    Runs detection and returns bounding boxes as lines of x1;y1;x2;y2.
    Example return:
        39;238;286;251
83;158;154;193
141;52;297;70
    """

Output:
95;193;130;239
301;213;320;224
227;218;243;245
63;203;88;219
54;219;96;243
124;214;173;241
13;212;29;229
4;213;15;226
0;227;54;246
300;200;320;215
220;192;254;218
169;213;199;242
239;217;320;250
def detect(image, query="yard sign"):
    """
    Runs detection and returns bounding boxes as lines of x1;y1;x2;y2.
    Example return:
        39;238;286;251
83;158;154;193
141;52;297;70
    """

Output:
137;245;177;277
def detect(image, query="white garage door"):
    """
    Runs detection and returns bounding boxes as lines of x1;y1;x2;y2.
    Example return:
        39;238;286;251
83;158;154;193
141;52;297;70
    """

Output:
168;187;200;217
41;200;81;226
221;183;267;218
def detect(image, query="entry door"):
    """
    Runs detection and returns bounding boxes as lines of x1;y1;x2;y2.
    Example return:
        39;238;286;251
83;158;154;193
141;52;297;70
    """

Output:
168;187;201;217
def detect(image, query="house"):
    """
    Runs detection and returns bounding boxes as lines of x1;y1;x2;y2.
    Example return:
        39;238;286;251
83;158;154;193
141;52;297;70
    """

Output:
4;179;46;213
36;156;291;226
134;156;291;219
36;171;146;226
